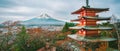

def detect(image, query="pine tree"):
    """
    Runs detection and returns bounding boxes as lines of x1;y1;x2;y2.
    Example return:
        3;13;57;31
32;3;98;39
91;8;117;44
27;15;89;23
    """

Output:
62;22;77;34
62;22;69;33
14;26;29;51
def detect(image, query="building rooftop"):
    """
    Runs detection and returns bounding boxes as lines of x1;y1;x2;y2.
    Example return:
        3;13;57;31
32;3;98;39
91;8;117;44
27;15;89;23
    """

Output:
71;16;111;21
83;16;111;20
69;26;113;30
68;34;116;42
72;6;109;14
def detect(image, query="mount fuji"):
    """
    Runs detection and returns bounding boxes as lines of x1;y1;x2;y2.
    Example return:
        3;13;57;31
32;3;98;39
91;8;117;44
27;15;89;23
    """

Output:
21;13;65;26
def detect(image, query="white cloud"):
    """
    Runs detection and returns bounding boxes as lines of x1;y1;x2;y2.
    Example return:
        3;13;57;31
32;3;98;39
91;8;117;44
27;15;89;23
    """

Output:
11;6;33;13
1;16;29;21
0;0;120;23
0;6;34;13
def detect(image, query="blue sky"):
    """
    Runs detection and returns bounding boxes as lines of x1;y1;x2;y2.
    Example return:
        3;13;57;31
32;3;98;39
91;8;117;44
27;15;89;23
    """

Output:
0;0;120;23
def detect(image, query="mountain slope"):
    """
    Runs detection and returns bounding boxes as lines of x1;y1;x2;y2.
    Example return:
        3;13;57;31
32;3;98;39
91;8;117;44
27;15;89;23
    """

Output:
21;13;65;26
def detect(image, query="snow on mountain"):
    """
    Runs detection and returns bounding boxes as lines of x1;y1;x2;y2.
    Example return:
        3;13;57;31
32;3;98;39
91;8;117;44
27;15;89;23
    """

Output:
21;13;65;26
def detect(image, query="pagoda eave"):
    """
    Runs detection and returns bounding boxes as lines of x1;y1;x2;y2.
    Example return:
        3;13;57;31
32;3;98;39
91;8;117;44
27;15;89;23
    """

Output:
69;26;113;30
70;22;79;24
71;17;110;22
72;6;109;14
68;34;116;42
83;16;111;20
84;27;113;30
69;26;83;29
71;19;80;22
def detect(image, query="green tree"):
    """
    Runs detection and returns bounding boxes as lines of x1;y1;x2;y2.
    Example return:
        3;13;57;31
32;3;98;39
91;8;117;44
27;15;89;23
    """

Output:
98;22;113;27
27;35;45;51
62;22;69;33
14;26;29;51
12;26;46;51
62;22;77;34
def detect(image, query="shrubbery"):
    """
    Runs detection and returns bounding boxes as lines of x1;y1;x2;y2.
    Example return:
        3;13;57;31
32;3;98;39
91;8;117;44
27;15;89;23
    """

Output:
0;26;46;51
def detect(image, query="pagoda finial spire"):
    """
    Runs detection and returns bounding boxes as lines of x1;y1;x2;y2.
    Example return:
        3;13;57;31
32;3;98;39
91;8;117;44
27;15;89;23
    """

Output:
86;0;90;8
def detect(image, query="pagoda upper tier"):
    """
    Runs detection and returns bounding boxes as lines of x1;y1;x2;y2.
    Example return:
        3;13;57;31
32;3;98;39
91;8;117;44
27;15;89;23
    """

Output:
72;6;109;15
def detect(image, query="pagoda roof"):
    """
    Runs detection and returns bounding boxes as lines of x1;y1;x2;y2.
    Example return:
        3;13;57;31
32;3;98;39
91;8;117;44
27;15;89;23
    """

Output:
83;16;111;20
70;22;79;24
71;19;80;22
69;26;83;29
71;16;110;21
69;26;113;30
68;34;116;42
72;6;109;14
84;26;113;30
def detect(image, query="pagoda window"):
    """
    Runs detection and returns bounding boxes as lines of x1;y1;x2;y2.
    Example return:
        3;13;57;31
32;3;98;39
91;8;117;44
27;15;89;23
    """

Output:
78;16;82;19
80;18;86;26
78;29;86;36
80;12;84;17
78;30;81;34
83;10;86;16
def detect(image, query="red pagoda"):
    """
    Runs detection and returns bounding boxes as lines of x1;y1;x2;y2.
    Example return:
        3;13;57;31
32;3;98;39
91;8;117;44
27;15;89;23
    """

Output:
68;0;116;51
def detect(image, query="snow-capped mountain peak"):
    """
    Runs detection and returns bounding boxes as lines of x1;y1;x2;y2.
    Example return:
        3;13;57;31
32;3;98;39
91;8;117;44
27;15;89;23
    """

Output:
21;13;65;26
37;13;51;19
